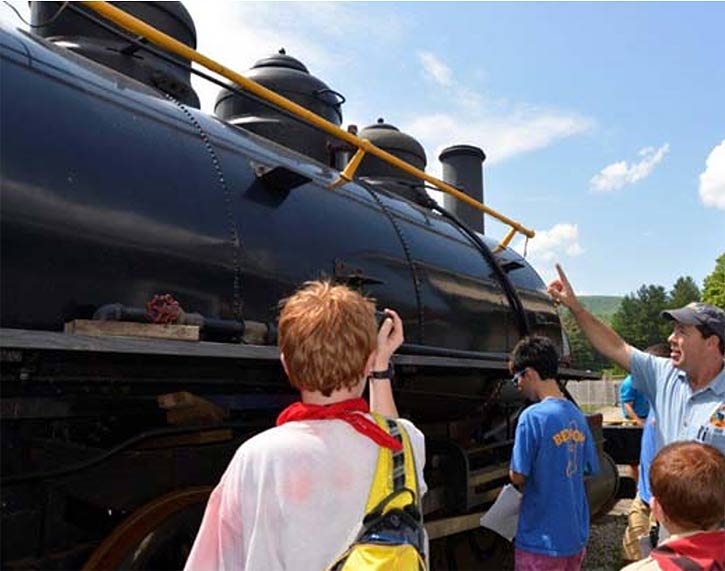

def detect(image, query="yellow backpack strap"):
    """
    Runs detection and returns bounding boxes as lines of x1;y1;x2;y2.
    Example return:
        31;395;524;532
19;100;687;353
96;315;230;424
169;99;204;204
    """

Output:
364;413;419;516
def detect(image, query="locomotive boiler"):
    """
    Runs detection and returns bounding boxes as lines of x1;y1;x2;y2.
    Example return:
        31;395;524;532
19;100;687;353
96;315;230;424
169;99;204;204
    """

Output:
0;2;618;569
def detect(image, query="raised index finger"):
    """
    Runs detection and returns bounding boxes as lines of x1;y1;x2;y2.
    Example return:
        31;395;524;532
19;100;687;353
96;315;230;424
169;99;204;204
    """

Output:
555;264;572;290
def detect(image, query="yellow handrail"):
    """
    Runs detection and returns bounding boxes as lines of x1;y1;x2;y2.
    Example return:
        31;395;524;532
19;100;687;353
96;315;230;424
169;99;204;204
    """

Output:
80;1;535;245
330;146;368;190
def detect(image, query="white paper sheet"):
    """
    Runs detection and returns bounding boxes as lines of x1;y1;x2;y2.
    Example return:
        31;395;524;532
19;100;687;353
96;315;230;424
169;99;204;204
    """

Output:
479;483;522;542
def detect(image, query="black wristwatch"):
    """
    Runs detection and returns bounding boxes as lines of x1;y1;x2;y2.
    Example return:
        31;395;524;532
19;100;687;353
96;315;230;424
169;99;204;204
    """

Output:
370;362;395;380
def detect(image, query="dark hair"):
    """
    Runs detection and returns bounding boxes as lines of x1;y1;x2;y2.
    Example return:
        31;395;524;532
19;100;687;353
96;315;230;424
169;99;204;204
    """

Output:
510;335;559;380
650;441;725;530
695;324;725;355
644;342;670;358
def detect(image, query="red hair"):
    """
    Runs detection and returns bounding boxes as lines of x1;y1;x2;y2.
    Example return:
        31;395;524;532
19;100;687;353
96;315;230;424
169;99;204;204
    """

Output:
278;281;377;397
650;441;725;529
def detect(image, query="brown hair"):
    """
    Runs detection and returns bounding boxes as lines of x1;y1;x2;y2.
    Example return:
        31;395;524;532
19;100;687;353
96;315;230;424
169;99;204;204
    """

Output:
695;324;725;355
278;281;377;397
650;441;725;530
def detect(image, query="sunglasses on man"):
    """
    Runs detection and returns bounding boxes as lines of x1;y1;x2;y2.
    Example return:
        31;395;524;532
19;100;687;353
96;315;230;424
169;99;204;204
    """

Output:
511;368;526;386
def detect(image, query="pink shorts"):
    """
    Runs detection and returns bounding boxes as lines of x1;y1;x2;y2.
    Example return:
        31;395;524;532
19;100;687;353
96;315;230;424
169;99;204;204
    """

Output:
514;547;586;571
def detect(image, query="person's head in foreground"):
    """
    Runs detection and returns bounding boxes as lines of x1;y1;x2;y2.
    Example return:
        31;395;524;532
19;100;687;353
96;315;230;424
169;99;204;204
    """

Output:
278;280;377;399
650;441;725;534
509;335;560;401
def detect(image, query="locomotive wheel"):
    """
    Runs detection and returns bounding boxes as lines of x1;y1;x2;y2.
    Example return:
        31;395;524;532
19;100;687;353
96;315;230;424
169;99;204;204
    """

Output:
82;486;212;571
589;451;620;520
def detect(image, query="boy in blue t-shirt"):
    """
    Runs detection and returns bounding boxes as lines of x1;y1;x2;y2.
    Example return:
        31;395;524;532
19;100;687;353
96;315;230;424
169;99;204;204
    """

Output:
509;336;599;571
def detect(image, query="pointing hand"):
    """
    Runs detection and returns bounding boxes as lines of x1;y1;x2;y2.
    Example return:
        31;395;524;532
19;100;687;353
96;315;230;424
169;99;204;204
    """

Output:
546;264;580;310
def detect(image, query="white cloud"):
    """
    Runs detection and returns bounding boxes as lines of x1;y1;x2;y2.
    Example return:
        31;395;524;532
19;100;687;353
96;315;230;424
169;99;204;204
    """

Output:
417;51;453;87
518;223;584;261
698;139;725;210
408;102;590;207
589;143;670;192
0;1;29;29
407;110;592;177
406;51;592;176
513;223;584;283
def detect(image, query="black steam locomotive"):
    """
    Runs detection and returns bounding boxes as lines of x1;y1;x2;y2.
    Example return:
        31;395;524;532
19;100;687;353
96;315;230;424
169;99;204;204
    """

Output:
0;3;617;569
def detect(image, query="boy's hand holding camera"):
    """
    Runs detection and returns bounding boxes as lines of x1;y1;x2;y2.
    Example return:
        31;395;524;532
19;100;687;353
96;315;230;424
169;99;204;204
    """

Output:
372;309;403;380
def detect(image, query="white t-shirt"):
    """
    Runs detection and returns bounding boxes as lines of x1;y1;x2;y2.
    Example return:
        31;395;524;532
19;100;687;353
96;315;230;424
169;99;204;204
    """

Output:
184;416;427;571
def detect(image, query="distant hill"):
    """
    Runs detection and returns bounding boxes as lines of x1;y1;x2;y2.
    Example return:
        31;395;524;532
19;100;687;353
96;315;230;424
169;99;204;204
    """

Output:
579;295;623;322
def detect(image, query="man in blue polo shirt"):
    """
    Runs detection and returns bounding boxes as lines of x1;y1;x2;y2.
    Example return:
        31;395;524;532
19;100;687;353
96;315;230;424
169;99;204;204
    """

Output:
509;336;599;571
548;264;725;457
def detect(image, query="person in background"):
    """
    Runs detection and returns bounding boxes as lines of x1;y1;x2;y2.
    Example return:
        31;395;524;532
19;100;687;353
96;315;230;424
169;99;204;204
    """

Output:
620;371;650;488
621;441;725;571
508;335;599;571
621;343;671;564
620;374;650;428
184;281;426;571
619;375;649;426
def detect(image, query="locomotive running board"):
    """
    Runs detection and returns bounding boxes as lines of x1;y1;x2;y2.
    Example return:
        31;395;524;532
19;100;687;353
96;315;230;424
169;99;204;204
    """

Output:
0;328;598;379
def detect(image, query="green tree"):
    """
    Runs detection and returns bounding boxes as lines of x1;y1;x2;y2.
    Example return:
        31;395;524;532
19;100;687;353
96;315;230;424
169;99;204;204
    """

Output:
667;276;700;309
561;309;610;373
702;253;725;309
611;284;670;350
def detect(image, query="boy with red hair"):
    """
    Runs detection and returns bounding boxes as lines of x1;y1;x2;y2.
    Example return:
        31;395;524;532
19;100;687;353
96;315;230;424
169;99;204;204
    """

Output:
184;281;426;571
622;441;725;571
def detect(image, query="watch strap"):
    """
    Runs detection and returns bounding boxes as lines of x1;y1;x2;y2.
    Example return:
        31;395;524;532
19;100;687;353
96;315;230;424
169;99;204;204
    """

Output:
370;362;395;380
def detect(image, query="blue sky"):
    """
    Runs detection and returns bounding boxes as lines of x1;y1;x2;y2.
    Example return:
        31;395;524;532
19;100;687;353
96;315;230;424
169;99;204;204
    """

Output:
3;2;723;296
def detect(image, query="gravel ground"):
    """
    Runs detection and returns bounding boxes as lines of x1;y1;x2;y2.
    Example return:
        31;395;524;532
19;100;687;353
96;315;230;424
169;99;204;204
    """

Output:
583;499;631;571
432;498;633;570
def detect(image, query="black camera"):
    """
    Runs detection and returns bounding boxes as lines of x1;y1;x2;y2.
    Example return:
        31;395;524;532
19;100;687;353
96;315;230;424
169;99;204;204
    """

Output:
375;309;393;330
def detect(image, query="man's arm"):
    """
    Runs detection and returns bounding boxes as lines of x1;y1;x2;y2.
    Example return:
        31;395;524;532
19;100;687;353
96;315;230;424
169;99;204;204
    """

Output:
369;309;403;418
622;402;644;425
548;264;633;371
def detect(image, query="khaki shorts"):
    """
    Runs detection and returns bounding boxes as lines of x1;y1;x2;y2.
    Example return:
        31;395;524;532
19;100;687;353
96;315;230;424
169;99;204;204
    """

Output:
621;494;657;562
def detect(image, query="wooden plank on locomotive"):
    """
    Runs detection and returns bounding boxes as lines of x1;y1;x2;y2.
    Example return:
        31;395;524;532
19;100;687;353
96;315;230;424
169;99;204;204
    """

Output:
0;328;280;360
64;320;200;342
157;391;229;425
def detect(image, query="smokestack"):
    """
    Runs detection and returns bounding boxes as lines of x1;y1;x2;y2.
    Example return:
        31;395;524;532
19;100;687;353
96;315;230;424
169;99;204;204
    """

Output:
439;145;486;234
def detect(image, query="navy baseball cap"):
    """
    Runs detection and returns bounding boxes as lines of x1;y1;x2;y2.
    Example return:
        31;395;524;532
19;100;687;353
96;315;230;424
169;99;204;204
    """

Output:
661;302;725;345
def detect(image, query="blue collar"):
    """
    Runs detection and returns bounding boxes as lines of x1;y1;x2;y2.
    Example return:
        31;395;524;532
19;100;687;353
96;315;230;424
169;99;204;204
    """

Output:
709;363;725;396
682;362;725;397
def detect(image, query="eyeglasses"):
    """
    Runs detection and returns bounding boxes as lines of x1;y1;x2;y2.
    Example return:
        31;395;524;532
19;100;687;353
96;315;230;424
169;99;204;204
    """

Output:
511;369;526;386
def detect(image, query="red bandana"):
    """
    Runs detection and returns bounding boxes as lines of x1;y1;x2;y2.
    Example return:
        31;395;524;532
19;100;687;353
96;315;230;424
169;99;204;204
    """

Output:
651;531;725;571
276;397;402;451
